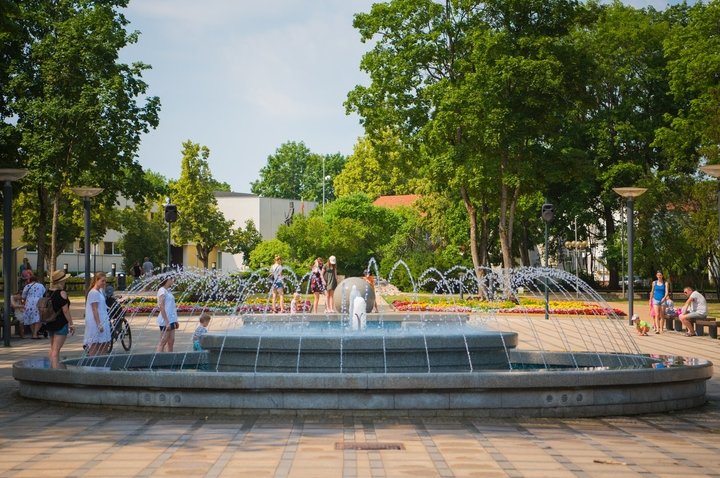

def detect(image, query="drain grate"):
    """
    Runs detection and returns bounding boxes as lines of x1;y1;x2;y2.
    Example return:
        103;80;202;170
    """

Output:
335;442;405;451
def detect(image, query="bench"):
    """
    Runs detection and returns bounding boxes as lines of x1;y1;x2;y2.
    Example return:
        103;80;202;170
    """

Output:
695;317;717;339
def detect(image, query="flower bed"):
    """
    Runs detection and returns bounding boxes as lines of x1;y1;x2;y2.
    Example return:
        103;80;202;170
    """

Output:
391;298;626;316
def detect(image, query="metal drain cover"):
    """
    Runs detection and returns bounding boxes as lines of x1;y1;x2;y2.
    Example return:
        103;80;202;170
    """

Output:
335;442;405;451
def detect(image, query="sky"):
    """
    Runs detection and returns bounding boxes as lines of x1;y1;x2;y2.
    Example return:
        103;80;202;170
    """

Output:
120;0;688;194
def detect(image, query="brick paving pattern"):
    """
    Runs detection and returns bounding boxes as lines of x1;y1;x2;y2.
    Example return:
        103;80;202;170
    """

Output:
1;299;719;477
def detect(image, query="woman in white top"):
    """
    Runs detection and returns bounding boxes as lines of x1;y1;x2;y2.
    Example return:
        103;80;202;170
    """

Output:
156;275;178;352
21;275;45;339
84;272;112;355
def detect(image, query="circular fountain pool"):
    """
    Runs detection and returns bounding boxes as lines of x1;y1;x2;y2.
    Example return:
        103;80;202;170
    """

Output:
11;265;716;417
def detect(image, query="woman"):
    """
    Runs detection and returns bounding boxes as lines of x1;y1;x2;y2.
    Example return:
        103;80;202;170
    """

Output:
270;255;285;313
324;256;338;313
84;272;112;355
156;275;178;352
45;270;75;368
21;274;45;339
650;270;670;334
309;257;326;313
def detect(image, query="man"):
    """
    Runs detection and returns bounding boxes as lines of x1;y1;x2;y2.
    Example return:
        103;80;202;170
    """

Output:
142;257;154;277
678;286;707;337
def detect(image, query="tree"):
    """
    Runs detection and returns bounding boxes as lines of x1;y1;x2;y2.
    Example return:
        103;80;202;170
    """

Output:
4;0;160;275
224;219;262;265
347;0;588;276
171;140;233;269
334;132;421;198
248;239;291;271
277;194;402;275
116;204;167;273
657;1;720;166
251;141;345;202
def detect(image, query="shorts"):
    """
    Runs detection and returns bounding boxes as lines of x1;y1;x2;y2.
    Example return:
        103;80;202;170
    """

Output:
684;312;707;322
272;280;283;290
48;324;69;336
652;299;663;306
159;322;179;331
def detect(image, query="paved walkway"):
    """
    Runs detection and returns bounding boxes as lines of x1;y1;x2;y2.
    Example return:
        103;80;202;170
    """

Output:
0;299;719;477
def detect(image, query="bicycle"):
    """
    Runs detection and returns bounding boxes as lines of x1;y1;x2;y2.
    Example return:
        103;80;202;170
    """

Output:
107;301;132;353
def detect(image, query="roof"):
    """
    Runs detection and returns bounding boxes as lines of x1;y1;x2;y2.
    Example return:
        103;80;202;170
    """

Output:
213;192;258;198
372;194;420;209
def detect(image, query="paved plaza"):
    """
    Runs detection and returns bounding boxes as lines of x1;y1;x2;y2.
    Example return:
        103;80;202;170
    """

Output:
1;299;719;477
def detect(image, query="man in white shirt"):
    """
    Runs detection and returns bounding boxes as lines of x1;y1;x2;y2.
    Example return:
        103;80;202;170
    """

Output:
679;286;707;337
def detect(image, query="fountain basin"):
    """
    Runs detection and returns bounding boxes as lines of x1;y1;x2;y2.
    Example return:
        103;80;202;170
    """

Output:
202;321;516;373
12;351;712;417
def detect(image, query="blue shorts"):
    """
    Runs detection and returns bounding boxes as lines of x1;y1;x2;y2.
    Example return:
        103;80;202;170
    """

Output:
49;324;69;336
159;322;179;331
272;280;283;289
652;299;663;306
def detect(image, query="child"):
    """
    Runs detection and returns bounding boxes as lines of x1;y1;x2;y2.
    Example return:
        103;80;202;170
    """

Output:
192;313;211;351
290;291;301;314
631;315;650;336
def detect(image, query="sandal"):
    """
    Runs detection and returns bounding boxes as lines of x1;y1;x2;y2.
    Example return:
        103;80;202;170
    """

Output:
685;332;696;337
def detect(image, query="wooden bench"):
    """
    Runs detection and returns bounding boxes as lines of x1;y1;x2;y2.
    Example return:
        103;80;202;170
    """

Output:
695;317;717;338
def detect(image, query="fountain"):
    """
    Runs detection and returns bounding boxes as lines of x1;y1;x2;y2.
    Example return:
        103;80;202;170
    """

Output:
12;264;713;417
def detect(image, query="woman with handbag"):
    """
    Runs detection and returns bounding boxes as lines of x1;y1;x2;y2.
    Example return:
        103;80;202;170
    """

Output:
45;270;75;368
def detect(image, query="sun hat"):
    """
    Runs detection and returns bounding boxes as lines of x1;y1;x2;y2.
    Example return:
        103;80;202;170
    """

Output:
50;270;70;285
329;255;336;265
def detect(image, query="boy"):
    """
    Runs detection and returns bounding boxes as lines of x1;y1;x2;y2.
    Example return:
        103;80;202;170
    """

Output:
192;313;212;351
631;315;650;336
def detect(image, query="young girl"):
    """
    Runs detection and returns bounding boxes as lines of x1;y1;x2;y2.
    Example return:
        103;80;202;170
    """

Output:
290;291;301;314
192;313;211;351
84;272;112;356
309;257;326;313
156;275;178;352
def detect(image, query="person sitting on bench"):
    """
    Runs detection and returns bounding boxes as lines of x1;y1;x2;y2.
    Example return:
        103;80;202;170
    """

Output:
678;286;707;337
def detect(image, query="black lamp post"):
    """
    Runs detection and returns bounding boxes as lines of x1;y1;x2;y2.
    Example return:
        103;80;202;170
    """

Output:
541;203;555;320
1;169;28;346
72;187;103;290
613;187;647;325
164;203;178;271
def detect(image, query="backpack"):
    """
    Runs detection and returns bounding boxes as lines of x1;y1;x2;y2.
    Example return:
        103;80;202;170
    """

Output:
37;291;59;324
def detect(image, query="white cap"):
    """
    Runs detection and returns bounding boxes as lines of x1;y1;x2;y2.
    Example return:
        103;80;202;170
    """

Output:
631;314;640;322
329;255;336;264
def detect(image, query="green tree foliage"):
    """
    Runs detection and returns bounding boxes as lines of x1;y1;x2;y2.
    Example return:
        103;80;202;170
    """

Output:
347;0;589;274
224;219;262;265
171;141;233;269
334;132;420;198
248;239;291;271
3;0;160;275
116;204;167;273
251;141;346;202
277;194;402;275
657;1;720;166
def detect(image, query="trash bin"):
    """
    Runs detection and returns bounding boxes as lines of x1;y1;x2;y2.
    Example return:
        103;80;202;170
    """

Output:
117;272;126;291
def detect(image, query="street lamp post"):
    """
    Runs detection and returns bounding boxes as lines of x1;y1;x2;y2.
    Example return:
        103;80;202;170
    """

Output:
613;187;647;325
700;165;720;243
72;187;103;290
1;169;28;346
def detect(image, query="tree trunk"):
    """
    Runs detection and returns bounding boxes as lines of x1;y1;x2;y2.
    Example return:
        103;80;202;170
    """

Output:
49;190;60;274
35;185;49;279
479;199;489;267
519;222;530;266
604;203;618;288
196;243;210;269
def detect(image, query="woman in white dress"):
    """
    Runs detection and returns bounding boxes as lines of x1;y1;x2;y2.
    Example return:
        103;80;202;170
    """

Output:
84;272;112;355
21;275;46;339
156;275;178;352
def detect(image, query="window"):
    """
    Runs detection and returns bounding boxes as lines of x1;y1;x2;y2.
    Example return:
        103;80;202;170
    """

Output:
103;241;119;255
62;243;74;254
